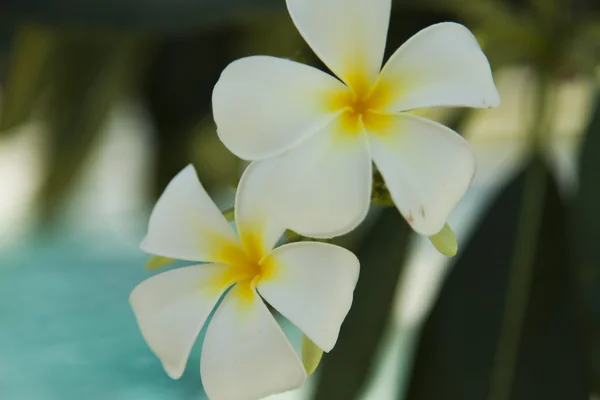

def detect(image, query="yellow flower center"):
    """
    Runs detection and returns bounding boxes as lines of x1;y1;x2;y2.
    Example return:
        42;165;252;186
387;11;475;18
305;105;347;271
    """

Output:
210;233;276;303
329;76;392;135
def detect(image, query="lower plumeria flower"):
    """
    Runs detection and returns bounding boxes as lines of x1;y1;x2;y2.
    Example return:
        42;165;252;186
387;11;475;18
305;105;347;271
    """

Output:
130;163;359;400
212;0;500;240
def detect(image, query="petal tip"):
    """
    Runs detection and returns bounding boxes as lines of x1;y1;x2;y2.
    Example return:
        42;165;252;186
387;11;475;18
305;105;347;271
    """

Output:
483;86;501;108
139;236;150;252
138;237;165;260
490;91;501;108
163;363;184;380
319;340;335;354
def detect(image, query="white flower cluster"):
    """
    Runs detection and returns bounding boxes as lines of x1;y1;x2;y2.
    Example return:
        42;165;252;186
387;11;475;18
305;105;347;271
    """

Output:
130;0;499;399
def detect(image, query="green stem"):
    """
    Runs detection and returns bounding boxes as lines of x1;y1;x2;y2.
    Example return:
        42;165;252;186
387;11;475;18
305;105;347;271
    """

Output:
487;73;551;400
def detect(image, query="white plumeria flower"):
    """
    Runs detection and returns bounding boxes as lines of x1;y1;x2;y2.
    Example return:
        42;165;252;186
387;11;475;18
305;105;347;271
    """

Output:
213;0;500;239
130;162;359;400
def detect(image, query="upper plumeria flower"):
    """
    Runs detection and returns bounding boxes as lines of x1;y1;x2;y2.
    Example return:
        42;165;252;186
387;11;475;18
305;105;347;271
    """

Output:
213;0;500;239
130;163;359;400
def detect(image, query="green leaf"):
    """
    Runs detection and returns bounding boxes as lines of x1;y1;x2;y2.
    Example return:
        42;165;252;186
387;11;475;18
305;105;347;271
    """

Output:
405;159;588;400
302;334;323;376
573;94;600;394
312;208;411;400
0;24;57;132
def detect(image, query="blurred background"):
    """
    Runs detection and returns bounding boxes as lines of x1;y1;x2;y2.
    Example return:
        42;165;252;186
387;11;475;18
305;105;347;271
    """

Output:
1;0;599;399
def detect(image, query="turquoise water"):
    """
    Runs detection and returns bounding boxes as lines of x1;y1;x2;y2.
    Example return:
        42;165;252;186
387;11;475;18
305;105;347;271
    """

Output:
0;230;209;399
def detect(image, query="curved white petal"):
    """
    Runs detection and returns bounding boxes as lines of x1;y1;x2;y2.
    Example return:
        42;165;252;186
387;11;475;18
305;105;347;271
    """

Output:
367;113;475;235
140;165;239;262
258;242;359;352
201;283;306;400
286;0;391;90
212;56;347;160
129;264;230;379
235;161;286;259
269;120;372;238
375;22;500;112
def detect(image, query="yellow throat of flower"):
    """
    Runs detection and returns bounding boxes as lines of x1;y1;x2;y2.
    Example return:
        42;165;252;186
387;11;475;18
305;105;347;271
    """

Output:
212;233;276;300
329;74;393;135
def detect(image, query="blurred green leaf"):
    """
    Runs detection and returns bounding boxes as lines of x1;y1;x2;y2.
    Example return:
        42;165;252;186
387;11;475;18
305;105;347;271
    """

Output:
36;32;146;220
405;159;589;400
0;24;57;132
4;0;423;31
442;0;600;75
530;0;566;22
441;0;548;67
569;18;600;77
143;28;239;196
312;208;411;400
574;94;600;394
5;0;284;32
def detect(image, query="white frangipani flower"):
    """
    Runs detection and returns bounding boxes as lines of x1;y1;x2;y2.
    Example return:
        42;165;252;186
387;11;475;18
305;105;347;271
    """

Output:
213;0;500;239
130;163;359;400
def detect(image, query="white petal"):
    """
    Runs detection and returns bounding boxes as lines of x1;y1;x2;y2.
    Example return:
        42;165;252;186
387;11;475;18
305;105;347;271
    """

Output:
286;0;391;90
129;264;230;379
375;22;500;112
201;283;306;400
269;119;372;238
258;242;359;352
235;161;286;259
140;165;239;262
367;113;475;235
212;56;347;160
